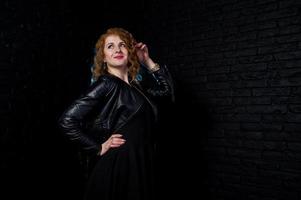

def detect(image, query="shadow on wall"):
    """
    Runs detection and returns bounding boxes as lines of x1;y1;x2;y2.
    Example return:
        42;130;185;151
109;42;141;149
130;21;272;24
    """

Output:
155;77;213;199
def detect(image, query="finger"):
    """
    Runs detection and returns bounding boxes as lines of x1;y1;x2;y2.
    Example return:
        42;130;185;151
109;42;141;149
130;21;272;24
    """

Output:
112;141;125;146
112;139;126;145
110;144;124;148
141;44;146;49
135;42;143;48
111;134;123;138
113;138;126;142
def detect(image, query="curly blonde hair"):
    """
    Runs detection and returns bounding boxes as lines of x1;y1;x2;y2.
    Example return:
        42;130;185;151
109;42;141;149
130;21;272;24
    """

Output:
92;27;140;82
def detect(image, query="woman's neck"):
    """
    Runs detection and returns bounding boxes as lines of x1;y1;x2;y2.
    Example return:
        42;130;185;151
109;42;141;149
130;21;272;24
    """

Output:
108;67;129;84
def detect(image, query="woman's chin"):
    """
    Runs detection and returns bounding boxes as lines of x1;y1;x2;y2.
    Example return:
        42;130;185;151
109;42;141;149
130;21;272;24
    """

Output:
111;62;128;68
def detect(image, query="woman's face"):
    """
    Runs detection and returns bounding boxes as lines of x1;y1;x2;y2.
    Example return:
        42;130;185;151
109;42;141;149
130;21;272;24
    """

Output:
103;34;129;69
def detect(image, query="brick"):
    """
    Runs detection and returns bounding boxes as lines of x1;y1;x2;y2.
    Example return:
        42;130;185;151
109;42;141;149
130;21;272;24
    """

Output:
287;97;301;104
214;90;232;97
225;130;242;139
208;138;242;148
269;78;301;87
222;113;262;122
241;175;282;187
288;106;301;113
178;68;196;77
284;124;301;132
253;88;290;96
262;151;285;161
246;105;287;114
288;142;301;152
185;76;207;84
263;141;287;150
249;159;280;170
215;122;241;130
278;15;301;26
291;87;301;95
286;151;301;161
232;89;252;96
207;74;229;82
259;169;301;180
243;131;264;140
274;51;301;60
262;114;286;122
211;97;232;105
258;8;298;21
238;48;257;56
206;65;230;74
279;25;301;35
243;140;264;150
232;80;267;88
218;43;236;51
238;55;273;63
240;71;268;80
276;33;301;43
227;148;261;159
237;32;257;41
264;131;286;141
278;68;301;78
258;28;279;38
279;0;301;9
268;60;301;69
227;73;240;81
280;162;301;173
258;21;277;30
206;82;231;90
220;173;241;184
224;50;238;58
241;122;282;131
258;43;298;54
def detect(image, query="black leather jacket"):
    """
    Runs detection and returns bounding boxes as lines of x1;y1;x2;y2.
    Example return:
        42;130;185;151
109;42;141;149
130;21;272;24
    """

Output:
58;65;174;155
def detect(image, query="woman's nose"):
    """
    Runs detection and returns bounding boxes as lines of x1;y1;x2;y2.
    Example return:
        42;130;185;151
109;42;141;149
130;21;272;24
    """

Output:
115;47;121;52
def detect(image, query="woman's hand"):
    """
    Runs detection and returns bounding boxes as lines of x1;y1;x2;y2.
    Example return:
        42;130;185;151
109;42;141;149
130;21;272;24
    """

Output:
135;42;156;68
99;134;126;156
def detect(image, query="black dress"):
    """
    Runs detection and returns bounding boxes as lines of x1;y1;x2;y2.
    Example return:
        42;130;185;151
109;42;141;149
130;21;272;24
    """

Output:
84;85;156;200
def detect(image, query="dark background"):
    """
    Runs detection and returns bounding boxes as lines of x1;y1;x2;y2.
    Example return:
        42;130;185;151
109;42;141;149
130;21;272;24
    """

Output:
1;0;301;199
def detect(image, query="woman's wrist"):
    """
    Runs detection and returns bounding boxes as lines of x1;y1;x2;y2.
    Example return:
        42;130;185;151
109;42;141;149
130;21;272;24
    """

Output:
99;143;108;156
144;58;160;72
148;63;160;72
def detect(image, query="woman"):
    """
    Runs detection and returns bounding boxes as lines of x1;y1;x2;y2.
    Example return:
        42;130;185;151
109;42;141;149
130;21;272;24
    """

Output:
58;27;173;200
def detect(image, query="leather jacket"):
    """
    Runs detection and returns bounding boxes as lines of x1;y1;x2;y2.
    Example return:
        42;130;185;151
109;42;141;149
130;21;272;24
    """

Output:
58;65;174;155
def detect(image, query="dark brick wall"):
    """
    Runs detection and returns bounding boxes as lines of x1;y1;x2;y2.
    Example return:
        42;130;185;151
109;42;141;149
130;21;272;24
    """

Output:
145;0;301;199
0;0;147;199
0;1;91;199
2;0;301;199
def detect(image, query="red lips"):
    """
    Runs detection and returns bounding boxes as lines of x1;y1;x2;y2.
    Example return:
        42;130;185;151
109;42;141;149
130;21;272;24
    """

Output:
114;55;124;59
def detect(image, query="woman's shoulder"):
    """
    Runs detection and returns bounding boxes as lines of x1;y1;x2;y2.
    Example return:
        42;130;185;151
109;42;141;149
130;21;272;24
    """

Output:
86;74;120;95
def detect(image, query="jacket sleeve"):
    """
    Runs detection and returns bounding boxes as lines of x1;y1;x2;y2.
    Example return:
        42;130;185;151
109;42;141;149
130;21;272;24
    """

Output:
147;64;175;102
58;77;113;154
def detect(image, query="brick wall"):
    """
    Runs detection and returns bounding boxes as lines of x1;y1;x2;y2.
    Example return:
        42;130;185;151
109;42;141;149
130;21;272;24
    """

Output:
2;0;301;199
0;1;147;199
0;1;92;199
145;0;301;199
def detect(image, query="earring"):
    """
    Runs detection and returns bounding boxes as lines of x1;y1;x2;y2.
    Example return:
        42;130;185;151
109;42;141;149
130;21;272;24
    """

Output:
102;62;107;70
